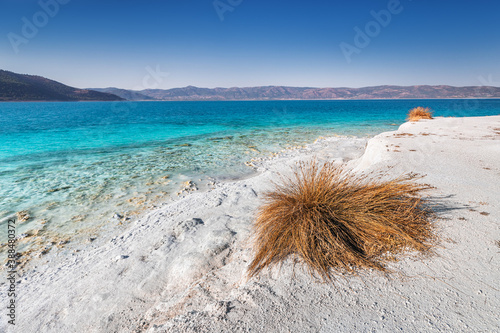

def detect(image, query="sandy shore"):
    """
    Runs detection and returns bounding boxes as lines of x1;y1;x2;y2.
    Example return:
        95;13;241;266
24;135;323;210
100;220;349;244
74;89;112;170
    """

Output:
2;116;499;332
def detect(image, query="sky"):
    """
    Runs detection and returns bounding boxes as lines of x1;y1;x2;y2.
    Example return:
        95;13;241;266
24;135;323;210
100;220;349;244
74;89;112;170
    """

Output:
0;0;499;89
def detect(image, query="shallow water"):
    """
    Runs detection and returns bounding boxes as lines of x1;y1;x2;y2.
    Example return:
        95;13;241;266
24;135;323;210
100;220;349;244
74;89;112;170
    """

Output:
1;99;499;255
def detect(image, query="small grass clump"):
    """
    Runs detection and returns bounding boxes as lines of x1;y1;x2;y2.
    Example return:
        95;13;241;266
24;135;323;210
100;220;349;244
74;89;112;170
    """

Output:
248;161;435;281
407;107;433;121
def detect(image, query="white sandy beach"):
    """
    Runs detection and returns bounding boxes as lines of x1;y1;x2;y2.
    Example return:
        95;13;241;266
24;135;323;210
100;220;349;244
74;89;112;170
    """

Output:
2;116;500;332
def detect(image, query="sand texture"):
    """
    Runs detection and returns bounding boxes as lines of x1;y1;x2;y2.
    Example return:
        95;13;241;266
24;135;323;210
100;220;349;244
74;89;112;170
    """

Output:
2;116;499;333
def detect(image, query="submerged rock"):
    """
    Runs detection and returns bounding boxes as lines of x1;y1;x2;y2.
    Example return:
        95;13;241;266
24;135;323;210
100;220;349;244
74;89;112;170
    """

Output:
47;186;71;193
16;210;31;222
208;136;233;141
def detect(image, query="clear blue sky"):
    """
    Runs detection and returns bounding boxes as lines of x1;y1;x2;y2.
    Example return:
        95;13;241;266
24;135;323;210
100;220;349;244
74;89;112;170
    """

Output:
1;0;499;89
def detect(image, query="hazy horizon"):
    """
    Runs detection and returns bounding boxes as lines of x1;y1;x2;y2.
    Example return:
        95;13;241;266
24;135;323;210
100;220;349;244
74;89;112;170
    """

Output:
91;83;500;91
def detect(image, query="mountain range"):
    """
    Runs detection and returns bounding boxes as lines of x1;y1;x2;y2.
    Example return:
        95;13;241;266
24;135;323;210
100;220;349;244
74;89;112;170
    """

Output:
2;69;500;102
94;84;500;101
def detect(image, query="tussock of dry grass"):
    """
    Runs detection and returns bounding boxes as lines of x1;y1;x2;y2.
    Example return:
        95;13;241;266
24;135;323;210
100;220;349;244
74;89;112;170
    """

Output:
248;161;435;281
407;107;433;121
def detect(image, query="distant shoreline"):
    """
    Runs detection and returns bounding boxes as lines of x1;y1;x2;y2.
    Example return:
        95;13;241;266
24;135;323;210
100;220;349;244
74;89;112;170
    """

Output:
2;97;500;103
3;69;500;102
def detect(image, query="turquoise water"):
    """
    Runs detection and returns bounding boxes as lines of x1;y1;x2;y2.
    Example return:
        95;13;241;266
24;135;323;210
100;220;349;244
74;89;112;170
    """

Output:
1;99;499;255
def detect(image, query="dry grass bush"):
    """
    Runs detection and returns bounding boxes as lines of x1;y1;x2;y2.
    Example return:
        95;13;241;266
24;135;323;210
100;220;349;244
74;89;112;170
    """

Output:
248;161;435;281
407;107;433;121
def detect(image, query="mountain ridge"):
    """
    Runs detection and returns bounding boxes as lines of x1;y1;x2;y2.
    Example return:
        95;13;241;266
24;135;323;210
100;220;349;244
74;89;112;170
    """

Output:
0;70;123;102
2;69;499;102
94;84;500;101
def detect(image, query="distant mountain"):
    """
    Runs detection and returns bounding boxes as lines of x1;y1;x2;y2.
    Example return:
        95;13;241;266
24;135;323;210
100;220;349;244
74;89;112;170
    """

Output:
4;68;496;102
93;85;500;101
91;87;155;101
0;70;123;102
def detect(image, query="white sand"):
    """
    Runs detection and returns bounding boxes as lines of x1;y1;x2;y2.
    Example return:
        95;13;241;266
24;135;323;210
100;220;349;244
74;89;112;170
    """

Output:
2;116;499;332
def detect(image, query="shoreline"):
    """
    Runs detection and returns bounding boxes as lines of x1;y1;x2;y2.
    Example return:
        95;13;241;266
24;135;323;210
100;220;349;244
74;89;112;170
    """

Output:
2;97;500;103
2;116;499;332
0;129;373;270
1;134;369;271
